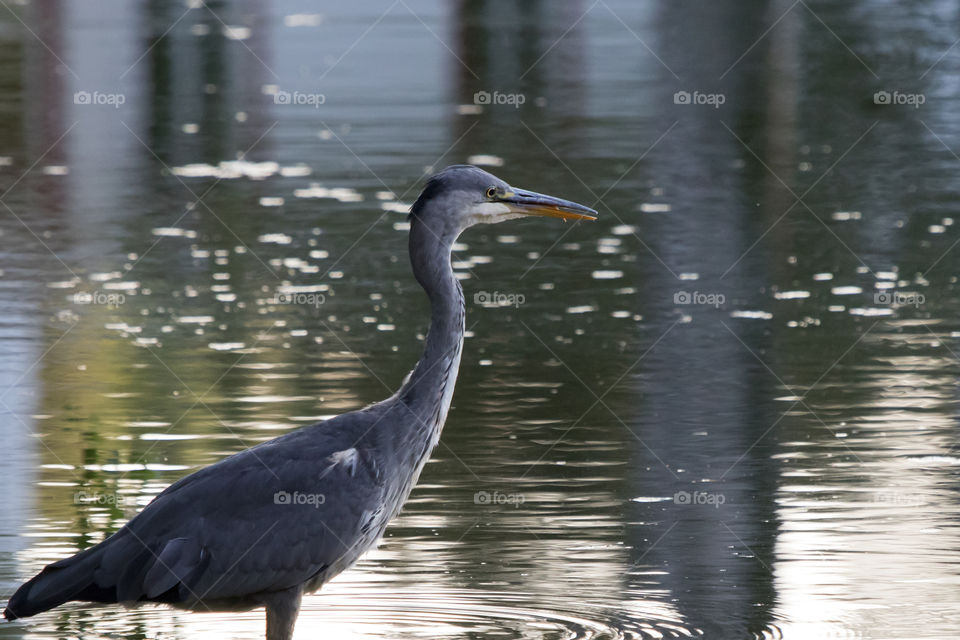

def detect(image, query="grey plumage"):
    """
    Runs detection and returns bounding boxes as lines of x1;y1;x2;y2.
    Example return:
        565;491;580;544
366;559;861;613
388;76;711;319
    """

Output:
3;165;596;640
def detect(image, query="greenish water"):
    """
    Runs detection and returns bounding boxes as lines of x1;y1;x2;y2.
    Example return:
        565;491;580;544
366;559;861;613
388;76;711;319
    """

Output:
1;1;959;638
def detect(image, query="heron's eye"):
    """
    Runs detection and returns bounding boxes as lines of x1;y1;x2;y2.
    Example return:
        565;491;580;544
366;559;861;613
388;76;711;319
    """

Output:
485;186;497;199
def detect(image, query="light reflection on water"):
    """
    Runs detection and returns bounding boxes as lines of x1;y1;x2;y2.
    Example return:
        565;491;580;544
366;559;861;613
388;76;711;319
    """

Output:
2;0;960;639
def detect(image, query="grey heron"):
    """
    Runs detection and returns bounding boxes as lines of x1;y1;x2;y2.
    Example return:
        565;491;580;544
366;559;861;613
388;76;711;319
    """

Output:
3;164;597;640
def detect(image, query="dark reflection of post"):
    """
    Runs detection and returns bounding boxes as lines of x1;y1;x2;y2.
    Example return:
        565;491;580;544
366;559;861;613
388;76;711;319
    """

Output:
145;1;271;166
25;0;68;221
447;0;783;635
138;1;280;409
449;0;588;183
619;0;800;636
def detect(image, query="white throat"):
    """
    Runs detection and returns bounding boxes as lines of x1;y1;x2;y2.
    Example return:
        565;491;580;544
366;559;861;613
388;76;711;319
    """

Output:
467;201;526;226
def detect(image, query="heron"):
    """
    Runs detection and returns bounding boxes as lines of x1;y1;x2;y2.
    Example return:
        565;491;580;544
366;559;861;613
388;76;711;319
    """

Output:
3;164;597;640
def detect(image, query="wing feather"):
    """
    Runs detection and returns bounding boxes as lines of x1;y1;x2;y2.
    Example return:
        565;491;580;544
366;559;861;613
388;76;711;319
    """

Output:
90;411;391;605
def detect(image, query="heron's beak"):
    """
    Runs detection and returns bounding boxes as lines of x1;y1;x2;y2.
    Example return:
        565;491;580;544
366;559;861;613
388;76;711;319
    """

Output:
500;188;598;222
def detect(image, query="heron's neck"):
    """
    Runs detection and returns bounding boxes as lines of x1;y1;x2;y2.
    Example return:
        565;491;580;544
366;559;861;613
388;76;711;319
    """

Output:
397;219;465;433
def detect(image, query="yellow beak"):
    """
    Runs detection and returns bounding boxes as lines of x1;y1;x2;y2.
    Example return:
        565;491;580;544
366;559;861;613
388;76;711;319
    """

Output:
500;188;598;221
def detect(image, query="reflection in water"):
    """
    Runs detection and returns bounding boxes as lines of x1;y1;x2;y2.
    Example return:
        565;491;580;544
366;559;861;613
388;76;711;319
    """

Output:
774;326;960;639
1;1;960;639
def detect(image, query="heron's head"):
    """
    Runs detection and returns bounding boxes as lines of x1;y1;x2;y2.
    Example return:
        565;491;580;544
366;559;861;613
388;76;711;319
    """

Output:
409;165;597;239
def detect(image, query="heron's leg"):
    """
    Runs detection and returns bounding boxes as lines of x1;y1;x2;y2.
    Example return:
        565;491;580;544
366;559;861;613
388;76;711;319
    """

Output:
262;584;304;640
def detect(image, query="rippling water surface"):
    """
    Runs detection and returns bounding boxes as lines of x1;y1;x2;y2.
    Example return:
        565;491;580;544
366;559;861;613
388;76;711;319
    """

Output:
1;1;959;639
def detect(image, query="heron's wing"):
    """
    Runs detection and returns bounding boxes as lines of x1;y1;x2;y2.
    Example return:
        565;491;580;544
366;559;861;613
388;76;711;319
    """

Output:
92;412;390;605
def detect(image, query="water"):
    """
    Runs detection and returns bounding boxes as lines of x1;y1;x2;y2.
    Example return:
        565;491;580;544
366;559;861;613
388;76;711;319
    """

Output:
1;1;959;638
